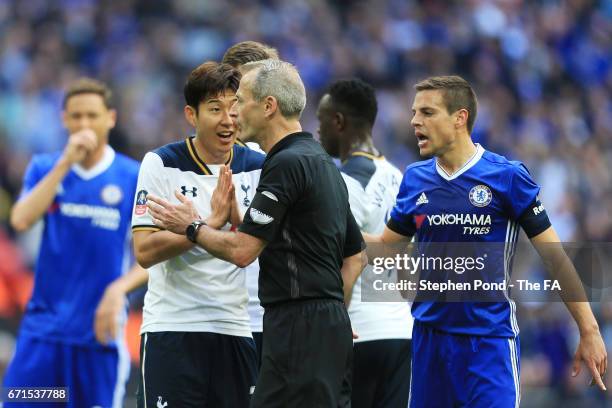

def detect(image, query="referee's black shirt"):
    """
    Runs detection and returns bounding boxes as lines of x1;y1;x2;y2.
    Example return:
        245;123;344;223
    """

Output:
239;132;364;307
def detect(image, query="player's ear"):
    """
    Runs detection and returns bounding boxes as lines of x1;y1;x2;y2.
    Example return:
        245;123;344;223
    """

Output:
455;108;469;130
184;105;197;127
107;109;117;130
334;112;345;131
263;95;277;118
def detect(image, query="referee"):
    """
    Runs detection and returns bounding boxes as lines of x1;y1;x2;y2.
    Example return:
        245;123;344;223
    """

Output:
147;59;367;407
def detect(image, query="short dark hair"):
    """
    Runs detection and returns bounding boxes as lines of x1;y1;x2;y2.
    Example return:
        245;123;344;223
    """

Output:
184;62;241;111
327;78;378;127
222;41;279;68
221;41;279;68
414;75;478;133
63;78;113;109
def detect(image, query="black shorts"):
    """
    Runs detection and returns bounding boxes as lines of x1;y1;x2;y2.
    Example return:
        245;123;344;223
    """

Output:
352;339;412;408
137;331;258;408
251;299;353;408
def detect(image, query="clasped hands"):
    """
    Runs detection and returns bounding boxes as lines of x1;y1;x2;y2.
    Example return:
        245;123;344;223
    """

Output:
147;165;242;235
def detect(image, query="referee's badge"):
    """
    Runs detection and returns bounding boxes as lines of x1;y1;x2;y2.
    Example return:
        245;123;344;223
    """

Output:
469;185;492;207
250;208;274;224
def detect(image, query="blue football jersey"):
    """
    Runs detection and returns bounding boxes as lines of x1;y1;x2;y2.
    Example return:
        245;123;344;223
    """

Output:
389;144;540;337
18;146;139;347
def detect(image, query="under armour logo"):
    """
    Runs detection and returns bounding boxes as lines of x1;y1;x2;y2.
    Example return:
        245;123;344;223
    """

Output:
157;396;168;408
241;184;251;206
181;186;197;197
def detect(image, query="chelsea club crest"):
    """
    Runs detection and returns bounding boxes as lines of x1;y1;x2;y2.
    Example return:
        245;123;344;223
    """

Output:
101;184;123;206
469;185;492;207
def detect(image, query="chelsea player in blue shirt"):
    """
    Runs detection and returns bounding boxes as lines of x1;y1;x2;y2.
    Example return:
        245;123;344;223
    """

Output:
365;76;607;407
5;78;147;408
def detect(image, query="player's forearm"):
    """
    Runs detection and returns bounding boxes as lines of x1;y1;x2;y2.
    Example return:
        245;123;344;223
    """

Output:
10;159;71;231
195;227;256;268
110;263;149;294
564;301;600;335
531;229;598;334
538;247;595;326
134;231;195;268
341;250;368;307
362;232;380;244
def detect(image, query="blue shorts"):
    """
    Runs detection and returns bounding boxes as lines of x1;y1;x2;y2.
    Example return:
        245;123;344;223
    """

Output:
2;334;130;408
409;321;520;408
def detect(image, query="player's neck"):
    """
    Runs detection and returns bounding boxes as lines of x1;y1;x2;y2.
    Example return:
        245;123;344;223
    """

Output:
192;137;231;165
436;138;478;176
80;145;107;169
260;120;302;153
343;134;377;161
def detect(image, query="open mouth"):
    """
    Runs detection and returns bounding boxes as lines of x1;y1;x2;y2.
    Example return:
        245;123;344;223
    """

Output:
416;132;429;147
217;131;234;141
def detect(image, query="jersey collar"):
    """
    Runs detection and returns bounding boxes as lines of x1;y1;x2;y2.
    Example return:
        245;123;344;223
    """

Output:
185;136;233;175
348;151;384;161
266;132;312;159
435;143;484;181
72;145;115;180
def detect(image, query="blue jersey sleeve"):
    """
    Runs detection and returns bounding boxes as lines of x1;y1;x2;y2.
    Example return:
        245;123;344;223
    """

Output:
388;170;416;237
19;154;53;199
505;162;541;220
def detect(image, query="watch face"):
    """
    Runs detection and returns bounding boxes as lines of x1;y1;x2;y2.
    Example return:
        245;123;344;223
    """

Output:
187;221;204;242
186;223;197;242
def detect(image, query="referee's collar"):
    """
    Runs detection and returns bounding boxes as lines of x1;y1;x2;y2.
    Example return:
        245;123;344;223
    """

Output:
266;131;313;159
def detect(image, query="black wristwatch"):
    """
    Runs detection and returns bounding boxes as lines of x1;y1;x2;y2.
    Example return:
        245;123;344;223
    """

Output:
186;220;206;243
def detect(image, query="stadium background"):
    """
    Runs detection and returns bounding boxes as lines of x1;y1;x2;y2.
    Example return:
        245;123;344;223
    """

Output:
0;0;610;406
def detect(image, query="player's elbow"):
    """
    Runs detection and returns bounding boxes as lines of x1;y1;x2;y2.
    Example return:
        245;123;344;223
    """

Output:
137;258;156;269
235;257;254;269
10;208;32;232
134;247;156;269
234;250;256;269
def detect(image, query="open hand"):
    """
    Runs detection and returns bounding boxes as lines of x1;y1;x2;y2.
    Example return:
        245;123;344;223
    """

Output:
94;283;126;345
229;192;243;226
572;329;607;391
147;190;200;235
208;165;235;229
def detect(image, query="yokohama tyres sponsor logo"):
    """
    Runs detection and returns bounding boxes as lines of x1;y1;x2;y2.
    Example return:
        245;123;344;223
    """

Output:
426;213;492;226
60;202;121;230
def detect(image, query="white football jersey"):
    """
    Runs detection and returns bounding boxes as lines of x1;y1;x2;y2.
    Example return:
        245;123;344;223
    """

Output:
132;138;264;337
341;152;413;342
